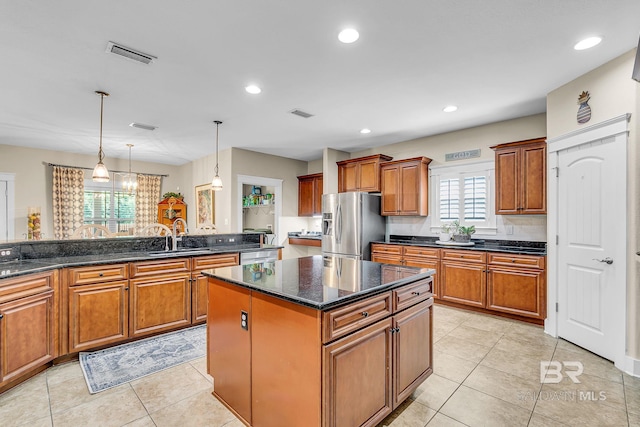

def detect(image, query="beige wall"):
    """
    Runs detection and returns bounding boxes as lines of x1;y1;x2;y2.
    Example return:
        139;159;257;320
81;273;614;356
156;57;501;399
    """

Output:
0;144;183;240
547;48;640;362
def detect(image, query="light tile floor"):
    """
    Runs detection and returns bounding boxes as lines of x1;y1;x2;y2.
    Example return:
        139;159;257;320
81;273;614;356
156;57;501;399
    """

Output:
1;304;638;426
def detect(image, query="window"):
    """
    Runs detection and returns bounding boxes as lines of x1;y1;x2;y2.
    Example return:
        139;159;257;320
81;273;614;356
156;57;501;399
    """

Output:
431;162;495;234
84;173;135;234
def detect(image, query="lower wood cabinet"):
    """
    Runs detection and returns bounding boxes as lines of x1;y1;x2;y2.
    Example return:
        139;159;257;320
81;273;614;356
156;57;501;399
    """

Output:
191;253;239;323
208;275;433;427
440;260;487;308
0;271;58;387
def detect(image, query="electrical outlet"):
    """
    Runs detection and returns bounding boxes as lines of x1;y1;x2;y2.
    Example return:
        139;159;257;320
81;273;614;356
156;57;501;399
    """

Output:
266;224;272;231
506;225;514;235
224;218;229;225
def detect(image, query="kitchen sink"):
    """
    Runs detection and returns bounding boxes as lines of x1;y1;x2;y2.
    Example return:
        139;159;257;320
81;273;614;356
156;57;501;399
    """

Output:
146;248;213;257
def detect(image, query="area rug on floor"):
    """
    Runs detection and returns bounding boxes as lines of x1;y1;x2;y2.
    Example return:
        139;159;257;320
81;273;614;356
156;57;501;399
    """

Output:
79;324;206;394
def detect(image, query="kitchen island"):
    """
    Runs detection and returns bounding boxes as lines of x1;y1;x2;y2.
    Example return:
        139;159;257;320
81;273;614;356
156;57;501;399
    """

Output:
204;255;434;427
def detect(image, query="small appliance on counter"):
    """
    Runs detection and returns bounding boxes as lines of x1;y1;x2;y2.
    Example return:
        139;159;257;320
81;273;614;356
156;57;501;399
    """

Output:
321;192;386;260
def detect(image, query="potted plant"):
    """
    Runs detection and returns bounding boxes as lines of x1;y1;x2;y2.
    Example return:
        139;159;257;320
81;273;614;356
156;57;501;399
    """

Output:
439;222;452;242
452;224;476;243
162;191;183;201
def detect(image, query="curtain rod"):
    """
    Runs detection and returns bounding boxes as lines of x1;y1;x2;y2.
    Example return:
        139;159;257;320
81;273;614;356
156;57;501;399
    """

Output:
45;162;169;178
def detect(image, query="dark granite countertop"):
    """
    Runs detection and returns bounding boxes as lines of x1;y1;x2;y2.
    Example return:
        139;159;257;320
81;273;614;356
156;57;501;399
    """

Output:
204;254;435;310
0;234;283;280
375;235;547;256
288;232;322;240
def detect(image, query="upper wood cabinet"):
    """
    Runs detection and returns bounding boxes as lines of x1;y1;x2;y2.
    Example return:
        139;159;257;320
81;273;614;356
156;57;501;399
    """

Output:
337;154;392;193
491;137;546;215
380;157;431;216
297;173;323;216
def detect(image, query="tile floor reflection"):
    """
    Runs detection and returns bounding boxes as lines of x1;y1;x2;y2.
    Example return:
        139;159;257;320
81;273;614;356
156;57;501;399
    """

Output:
1;305;638;426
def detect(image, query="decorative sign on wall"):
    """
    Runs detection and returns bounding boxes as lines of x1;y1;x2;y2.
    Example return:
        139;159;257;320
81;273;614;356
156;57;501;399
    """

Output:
577;90;592;124
445;149;481;162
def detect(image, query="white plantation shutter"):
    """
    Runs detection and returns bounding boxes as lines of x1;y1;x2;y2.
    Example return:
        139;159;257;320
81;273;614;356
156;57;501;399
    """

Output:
439;178;459;221
463;176;486;220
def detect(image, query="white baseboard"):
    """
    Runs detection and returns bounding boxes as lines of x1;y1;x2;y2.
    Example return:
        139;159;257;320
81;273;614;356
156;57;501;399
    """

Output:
625;356;640;377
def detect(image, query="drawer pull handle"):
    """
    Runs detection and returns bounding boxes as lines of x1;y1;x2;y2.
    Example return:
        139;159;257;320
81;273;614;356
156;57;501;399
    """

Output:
411;291;421;296
99;273;104;277
511;259;516;263
361;311;369;318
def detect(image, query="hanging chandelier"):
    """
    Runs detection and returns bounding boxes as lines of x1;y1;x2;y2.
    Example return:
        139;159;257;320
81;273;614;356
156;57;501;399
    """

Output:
211;120;223;191
123;144;137;194
92;91;110;182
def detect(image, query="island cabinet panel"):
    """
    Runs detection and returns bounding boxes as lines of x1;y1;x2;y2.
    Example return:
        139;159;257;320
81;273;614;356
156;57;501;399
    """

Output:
370;244;403;266
440;250;487;308
322;292;392;343
0;270;58;385
393;299;433;406
337;154;393;193
487;253;546;319
208;280;252;425
252;292;322;427
191;253;239;324
323;317;393;427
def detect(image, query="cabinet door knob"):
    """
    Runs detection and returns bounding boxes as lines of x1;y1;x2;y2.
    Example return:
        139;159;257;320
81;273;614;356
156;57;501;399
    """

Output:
124;287;129;290
99;273;104;277
0;313;3;320
361;311;369;318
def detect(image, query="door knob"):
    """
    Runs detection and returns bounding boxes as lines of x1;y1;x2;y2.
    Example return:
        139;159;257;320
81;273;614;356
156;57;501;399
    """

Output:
593;257;614;265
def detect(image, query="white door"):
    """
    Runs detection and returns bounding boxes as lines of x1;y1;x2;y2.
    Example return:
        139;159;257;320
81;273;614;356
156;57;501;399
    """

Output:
556;136;626;362
0;179;7;241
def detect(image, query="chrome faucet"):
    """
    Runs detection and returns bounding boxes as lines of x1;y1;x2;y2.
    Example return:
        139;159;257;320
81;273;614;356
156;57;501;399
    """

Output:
171;218;189;251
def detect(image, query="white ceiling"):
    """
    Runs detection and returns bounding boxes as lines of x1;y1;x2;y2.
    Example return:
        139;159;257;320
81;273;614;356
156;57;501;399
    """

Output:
1;1;639;165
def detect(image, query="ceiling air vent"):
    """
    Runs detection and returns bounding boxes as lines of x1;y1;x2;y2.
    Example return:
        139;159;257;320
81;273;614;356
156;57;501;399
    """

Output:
129;122;157;131
106;42;157;65
289;109;314;119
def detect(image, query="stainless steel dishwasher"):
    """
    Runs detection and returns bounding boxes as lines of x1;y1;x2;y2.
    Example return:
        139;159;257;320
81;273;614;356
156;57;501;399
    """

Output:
240;249;279;265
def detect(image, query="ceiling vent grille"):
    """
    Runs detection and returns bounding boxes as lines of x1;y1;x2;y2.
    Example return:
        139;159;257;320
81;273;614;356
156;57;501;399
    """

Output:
289;109;314;118
106;42;157;65
129;122;157;131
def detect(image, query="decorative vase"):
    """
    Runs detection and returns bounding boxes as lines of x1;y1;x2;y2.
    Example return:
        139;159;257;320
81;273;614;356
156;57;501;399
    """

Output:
27;206;42;240
439;232;451;242
452;234;470;243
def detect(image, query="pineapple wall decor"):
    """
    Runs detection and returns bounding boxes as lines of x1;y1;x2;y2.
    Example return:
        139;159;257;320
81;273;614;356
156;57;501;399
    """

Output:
577;90;591;124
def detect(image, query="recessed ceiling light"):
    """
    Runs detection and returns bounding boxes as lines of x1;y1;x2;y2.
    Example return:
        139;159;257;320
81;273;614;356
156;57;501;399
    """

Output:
360;128;371;134
443;105;458;113
245;85;261;94
574;36;602;50
338;28;359;44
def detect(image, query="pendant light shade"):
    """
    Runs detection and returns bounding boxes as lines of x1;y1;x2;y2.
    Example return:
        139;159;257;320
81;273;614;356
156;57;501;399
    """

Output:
211;120;223;191
123;144;137;194
92;91;110;182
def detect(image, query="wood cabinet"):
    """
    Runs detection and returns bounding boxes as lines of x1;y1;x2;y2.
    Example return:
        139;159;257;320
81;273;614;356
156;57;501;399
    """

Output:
337;154;392;193
191;253;239;323
130;258;191;338
0;271;58;386
157;197;187;231
492;137;546;215
380;157;431;216
440;249;487;308
66;264;129;352
298;173;323;216
372;244;441;299
487;253;546;319
207;274;433;427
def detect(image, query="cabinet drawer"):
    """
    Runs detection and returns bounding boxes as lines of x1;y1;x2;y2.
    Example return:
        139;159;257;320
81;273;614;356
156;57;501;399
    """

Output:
0;271;55;303
130;258;190;278
487;253;545;269
393;278;432;312
371;244;403;256
441;249;486;263
323;292;392;343
404;246;440;259
67;264;128;285
192;253;239;271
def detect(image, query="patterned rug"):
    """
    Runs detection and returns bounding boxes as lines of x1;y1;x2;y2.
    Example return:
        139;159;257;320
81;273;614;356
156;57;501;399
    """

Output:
79;324;206;394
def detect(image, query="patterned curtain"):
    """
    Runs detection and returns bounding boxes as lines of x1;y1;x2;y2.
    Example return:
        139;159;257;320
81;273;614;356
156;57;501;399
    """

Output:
135;174;162;232
52;166;85;239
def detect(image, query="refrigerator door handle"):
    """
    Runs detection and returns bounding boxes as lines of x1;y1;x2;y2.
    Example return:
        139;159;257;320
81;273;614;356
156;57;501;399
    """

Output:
336;203;342;244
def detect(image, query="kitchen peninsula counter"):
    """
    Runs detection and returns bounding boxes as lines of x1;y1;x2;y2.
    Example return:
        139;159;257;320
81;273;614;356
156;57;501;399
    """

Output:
204;255;435;427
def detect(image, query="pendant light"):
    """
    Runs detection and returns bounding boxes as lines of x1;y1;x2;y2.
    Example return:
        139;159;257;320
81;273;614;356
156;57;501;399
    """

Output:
123;144;137;194
92;91;110;182
211;120;223;191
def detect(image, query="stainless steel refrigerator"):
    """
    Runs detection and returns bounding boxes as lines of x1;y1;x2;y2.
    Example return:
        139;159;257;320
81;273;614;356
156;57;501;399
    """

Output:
321;192;386;260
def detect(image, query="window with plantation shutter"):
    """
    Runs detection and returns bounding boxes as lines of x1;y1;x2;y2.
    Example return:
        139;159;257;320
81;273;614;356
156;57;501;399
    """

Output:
432;162;496;234
84;173;136;234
